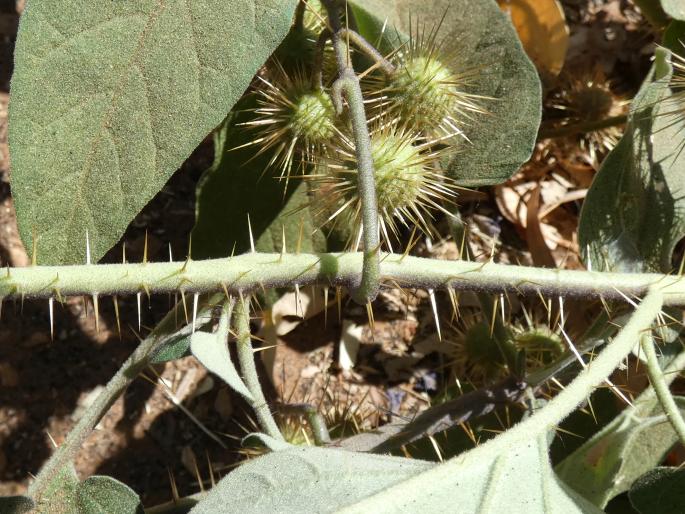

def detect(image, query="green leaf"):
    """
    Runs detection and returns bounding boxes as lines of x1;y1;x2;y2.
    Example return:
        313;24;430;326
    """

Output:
350;0;541;186
190;432;597;513
663;20;685;52
629;467;685;514
662;0;685;21
191;105;325;261
149;333;192;364
77;476;144;514
190;330;253;401
9;0;298;264
0;496;34;514
579;48;685;272
188;446;434;514
556;395;685;508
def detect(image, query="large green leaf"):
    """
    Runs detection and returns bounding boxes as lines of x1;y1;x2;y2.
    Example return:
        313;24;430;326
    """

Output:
350;0;541;186
579;48;685;272
190;433;596;513
188;446;434;514
629;467;685;514
9;0;298;264
556;395;685;508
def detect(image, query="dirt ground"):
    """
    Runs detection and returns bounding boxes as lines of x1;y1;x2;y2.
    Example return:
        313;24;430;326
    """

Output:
0;0;666;508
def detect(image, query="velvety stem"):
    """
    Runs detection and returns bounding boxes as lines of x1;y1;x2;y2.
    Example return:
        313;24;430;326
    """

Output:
322;0;380;305
641;334;685;447
235;296;284;440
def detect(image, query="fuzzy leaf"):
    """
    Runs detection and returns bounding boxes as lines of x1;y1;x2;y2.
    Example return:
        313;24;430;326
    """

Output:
188;446;434;514
77;476;144;514
629;467;685;514
9;0;298;264
190;433;597;513
190;331;253;401
0;496;34;514
556;396;685;508
149;333;192;364
350;0;542;186
662;0;685;21
191;108;325;263
578;48;685;272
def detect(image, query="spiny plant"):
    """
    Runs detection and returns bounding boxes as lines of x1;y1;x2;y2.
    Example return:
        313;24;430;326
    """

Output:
4;0;685;513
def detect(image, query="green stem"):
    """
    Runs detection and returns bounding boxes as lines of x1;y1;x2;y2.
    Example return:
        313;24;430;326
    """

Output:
235;296;284;440
323;0;380;305
641;334;685;447
7;253;685;305
344;288;664;511
28;296;218;502
538;114;628;139
312;27;395;89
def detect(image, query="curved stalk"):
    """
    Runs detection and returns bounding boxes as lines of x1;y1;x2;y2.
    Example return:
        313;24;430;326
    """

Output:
235;296;283;440
641;334;685;448
28;295;220;502
322;0;380;305
6;253;685;305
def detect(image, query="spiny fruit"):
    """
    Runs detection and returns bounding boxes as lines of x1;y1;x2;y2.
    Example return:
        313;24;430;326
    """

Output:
546;68;626;162
365;17;488;139
237;62;339;182
313;126;459;249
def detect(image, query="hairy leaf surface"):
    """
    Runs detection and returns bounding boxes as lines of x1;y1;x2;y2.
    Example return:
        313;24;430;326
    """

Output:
662;0;685;21
10;0;298;264
188;446;433;514
579;49;685;272
350;0;542;186
556;396;685;508
629;467;685;514
77;476;144;514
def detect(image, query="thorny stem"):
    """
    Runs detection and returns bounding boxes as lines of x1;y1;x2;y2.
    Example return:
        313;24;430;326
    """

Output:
9;253;685;305
641;334;685;448
345;288;663;511
322;0;380;305
235;296;284;440
27;296;219;503
538;114;628;139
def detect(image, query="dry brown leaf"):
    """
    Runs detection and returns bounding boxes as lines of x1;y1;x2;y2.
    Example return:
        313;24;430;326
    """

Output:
499;0;569;77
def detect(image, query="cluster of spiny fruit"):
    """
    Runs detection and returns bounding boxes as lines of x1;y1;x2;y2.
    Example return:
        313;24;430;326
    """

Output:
236;3;488;251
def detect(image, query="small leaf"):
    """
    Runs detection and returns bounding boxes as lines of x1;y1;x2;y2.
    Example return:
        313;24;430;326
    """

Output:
662;0;685;21
149;334;192;364
556;395;685;508
9;0;299;264
579;48;685;272
190;331;253;401
629;467;685;514
0;496;34;514
350;0;542;186
77;476;144;514
188;446;434;514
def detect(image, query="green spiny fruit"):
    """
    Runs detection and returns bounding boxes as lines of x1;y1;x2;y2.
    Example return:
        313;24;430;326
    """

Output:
365;18;488;139
313;125;459;249
237;62;339;182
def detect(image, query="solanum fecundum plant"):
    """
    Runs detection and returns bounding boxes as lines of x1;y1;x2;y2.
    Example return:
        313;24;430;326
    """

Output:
4;0;685;512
